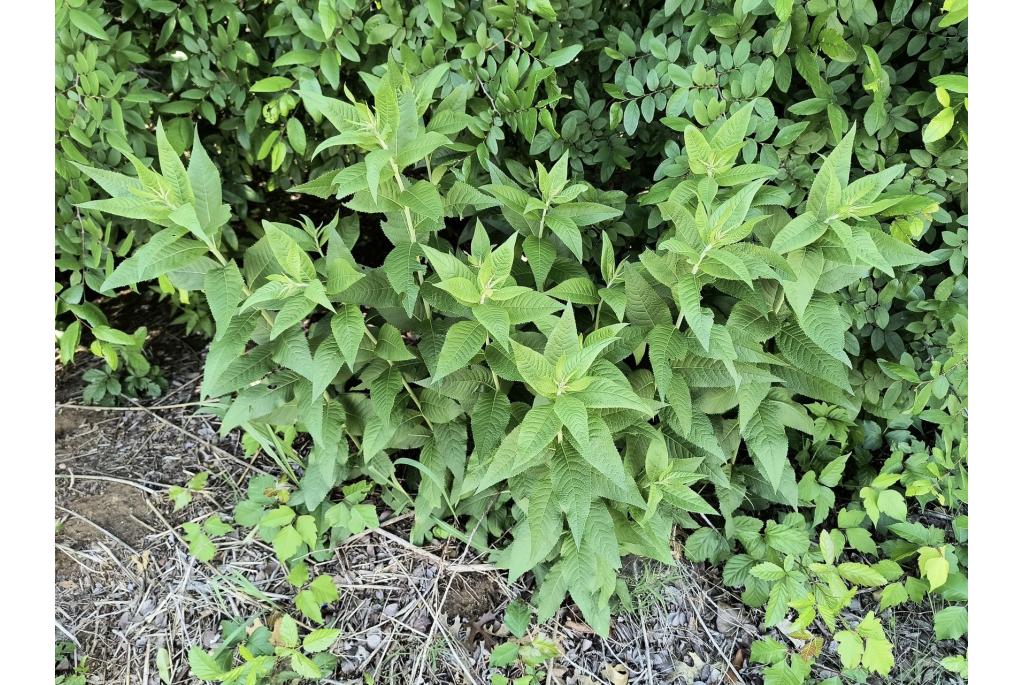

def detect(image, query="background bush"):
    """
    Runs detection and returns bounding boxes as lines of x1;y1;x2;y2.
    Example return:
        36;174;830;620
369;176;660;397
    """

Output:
57;0;967;680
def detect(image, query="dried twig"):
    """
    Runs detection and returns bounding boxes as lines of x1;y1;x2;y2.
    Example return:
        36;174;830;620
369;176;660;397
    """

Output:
682;592;746;685
56;402;208;411
372;528;495;574
55;472;161;494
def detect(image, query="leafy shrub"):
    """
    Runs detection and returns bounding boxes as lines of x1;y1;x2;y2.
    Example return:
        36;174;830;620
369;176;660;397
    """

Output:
62;0;967;678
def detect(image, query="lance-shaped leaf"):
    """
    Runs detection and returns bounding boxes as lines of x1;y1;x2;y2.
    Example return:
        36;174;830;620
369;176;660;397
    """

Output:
434;321;486;380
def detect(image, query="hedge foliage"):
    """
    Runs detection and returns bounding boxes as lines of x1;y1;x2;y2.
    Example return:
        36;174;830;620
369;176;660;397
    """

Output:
57;0;967;680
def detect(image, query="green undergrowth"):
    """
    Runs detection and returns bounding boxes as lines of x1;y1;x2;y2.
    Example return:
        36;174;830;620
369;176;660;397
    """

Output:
57;0;967;682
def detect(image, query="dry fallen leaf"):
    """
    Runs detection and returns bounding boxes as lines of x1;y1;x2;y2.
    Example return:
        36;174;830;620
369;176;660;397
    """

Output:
132;549;150;574
246;617;264;637
776;618;809;648
799;636;824;661
722;649;746;684
601;663;629;685
715;604;745;635
672;651;706;684
565;620;596;634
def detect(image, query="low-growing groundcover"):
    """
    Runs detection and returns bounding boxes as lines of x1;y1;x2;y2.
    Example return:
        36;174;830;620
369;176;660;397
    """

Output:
56;0;967;682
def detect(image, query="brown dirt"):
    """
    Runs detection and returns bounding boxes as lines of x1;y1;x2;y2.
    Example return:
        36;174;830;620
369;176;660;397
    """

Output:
55;482;159;577
441;572;505;623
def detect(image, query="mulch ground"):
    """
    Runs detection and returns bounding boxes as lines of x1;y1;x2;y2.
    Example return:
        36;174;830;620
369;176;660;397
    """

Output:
54;327;965;684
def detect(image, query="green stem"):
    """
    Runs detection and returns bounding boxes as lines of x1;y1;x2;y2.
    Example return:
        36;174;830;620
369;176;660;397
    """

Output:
401;376;434;431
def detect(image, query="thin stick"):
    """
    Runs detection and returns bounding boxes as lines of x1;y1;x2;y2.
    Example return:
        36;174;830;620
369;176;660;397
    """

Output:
56;402;209;411
55;544;100;574
342;512;413;544
55;620;81;648
372;528;495;574
683;593;746;685
55;473;160;495
640;609;655;685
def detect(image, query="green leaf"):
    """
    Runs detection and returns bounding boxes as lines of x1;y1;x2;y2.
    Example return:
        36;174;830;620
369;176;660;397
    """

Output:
930;75;968;94
204;263;244;333
303;628;341;653
155;121;192;205
273;525;303;561
523;236;556;288
673;275;713;351
625;266;671;326
742;398;788;491
518;403;562;458
837;562;887;587
277;615;299;648
552;443;593;546
879;583;909;610
188;132;225;231
554;395;589;448
835;630;863;669
101;230;208;291
933;606;968;640
309;574;340;603
796;295;850;366
58;320;81;364
286;118;307;155
290;651;323;679
250;77;294;93
490;641;519;668
435;321;486;380
750;637;788;665
187;647;223;680
261;505;296;528
544;44;583;67
503;599;532;637
69;9;110;40
685;126;714;174
330;306;365;370
181;522;216;562
923;107;956;143
512;342;558;397
472;390;511;456
807;127;855;218
858;613;894;675
819;28;856;63
374;324;415;362
773;0;794;22
771;214;827;254
295;589;324;624
750;561;786;581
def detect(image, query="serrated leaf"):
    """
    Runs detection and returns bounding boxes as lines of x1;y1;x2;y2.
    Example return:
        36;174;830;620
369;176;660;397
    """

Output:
837;562;887;587
435;321;486;380
472;390;511;456
742;398;788;491
933;606;967;640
